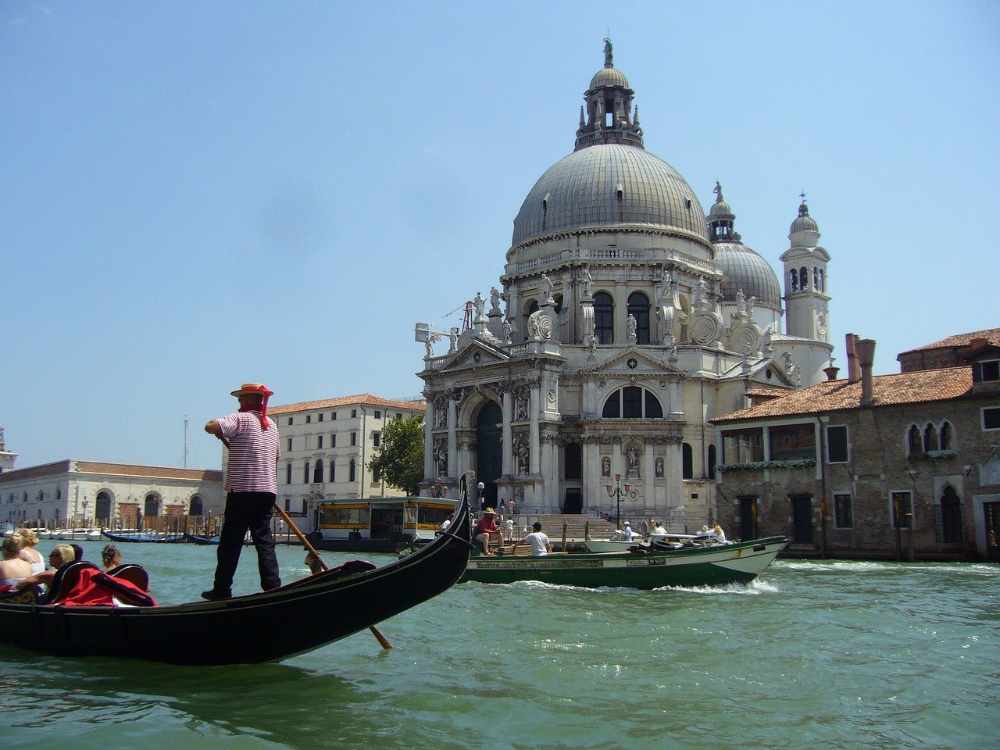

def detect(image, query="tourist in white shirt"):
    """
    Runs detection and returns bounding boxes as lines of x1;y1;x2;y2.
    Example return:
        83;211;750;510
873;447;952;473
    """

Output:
621;521;638;542
524;522;551;556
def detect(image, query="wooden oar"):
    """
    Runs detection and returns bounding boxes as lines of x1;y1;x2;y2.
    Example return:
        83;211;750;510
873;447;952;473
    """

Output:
274;503;392;651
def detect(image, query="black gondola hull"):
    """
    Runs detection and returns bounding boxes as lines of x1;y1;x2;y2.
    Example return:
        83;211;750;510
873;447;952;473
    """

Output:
0;499;470;665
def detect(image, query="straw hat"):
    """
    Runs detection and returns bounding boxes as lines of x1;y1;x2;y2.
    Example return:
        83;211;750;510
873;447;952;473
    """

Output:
483;507;496;515
231;383;273;398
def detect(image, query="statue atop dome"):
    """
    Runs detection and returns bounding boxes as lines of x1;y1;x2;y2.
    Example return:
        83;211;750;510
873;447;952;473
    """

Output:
603;37;613;68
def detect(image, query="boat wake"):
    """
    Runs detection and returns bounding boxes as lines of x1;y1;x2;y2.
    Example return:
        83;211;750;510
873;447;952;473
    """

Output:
777;560;1000;576
652;579;779;596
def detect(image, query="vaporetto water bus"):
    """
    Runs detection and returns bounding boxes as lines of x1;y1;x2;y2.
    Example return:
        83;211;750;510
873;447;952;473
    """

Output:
310;497;458;552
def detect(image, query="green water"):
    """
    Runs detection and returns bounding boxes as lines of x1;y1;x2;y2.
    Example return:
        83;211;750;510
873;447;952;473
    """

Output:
1;541;997;749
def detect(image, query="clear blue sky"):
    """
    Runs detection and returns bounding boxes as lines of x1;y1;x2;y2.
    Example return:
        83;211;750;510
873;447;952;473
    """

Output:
3;1;998;470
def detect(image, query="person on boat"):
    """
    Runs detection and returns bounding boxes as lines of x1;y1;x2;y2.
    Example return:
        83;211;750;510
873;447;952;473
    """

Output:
15;528;45;574
0;535;33;592
711;523;727;543
650;520;668;540
473;508;501;556
621;521;638;542
16;543;76;591
101;545;123;571
524;522;551;557
202;382;281;601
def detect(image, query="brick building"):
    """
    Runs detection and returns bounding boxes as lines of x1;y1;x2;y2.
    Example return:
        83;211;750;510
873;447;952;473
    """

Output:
897;328;1000;374
710;334;1000;561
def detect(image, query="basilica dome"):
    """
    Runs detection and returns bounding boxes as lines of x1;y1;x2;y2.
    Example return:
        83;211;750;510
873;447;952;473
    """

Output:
510;144;709;247
714;241;782;309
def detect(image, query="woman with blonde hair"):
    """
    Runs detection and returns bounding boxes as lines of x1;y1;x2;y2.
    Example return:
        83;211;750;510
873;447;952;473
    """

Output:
16;527;45;575
0;535;33;592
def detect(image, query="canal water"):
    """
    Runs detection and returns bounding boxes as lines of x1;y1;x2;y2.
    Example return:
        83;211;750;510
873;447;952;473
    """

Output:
1;541;996;749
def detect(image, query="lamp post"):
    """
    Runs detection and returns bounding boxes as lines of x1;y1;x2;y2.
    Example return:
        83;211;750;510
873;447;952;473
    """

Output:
614;474;622;529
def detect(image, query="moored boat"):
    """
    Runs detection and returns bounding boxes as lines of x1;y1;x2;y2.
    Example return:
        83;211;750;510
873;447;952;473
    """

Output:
102;531;186;543
0;497;471;665
461;535;787;589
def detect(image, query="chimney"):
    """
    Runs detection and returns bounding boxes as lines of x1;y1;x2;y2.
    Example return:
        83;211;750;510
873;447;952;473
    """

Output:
823;364;840;381
845;333;861;383
856;338;876;407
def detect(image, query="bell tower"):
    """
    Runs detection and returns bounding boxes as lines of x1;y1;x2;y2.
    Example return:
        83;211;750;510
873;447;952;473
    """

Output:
780;196;831;342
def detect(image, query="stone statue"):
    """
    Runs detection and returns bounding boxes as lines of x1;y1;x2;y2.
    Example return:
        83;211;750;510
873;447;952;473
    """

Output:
541;273;555;303
655;457;664;478
473;291;485;320
626;444;640;478
627;313;638;344
489;287;501;316
502;319;513;344
582;267;593;299
514;435;530;475
604;37;613;67
601;456;611;477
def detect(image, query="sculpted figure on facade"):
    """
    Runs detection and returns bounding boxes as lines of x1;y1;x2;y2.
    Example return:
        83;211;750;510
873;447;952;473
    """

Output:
432;396;448;429
432;438;448;477
489;286;502;316
502;319;513;344
601;455;611;477
627;313;638;344
655;457;664;478
625;443;641;478
582;267;593;299
514;387;529;421
528;308;553;341
473;291;485;321
513;434;530;475
541;273;555;304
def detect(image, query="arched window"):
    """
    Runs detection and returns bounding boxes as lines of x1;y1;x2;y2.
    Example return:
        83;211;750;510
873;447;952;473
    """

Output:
682;443;694;479
800;266;809;290
313;460;324;483
593;292;614;344
330;460;336;482
627;291;650;344
189;495;203;516
144;493;160;518
923;423;939;452
818;268;825;292
940;421;952;451
907;425;922;456
790;269;798;292
940;484;962;544
602;387;663;419
303;461;310;483
707;445;717;479
349;459;357;483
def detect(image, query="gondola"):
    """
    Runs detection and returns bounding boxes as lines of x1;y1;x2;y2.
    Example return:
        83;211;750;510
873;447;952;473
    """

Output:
101;531;186;544
182;533;220;545
0;497;471;665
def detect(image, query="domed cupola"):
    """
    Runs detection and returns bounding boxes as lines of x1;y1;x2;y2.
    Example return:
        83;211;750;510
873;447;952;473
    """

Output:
509;41;709;250
710;182;782;309
574;39;643;152
789;195;820;247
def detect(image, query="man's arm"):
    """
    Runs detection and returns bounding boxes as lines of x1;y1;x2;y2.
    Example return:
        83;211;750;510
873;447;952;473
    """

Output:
204;420;222;437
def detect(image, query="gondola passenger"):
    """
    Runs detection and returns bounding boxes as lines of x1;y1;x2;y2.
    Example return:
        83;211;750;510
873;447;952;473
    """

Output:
101;545;123;571
473;508;501;556
15;528;45;574
0;535;33;592
15;543;75;592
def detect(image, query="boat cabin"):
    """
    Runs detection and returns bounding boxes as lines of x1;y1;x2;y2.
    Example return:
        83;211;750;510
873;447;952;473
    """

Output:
316;497;458;545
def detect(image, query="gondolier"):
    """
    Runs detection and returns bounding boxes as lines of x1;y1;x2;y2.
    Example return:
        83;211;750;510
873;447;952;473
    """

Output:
202;382;281;601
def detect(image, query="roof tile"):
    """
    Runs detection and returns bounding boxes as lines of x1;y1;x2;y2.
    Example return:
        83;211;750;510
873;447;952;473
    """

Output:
268;393;425;416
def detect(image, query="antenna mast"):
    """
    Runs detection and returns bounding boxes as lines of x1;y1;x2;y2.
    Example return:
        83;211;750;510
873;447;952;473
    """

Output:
184;415;189;468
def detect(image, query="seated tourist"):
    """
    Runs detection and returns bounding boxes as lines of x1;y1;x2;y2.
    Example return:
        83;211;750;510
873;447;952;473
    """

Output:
711;523;727;543
523;522;551;557
473;508;501;556
16;543;76;592
0;535;33;592
650;520;668;537
15;528;45;574
101;544;123;571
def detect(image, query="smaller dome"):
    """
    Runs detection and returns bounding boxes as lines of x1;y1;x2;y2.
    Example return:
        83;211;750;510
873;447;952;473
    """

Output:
790;200;818;234
589;67;630;90
708;199;733;220
715;242;782;308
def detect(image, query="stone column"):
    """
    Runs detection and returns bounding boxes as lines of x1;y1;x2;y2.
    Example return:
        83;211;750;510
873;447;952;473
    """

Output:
501;389;513;476
644;440;655;511
447;396;457;478
423;400;434;479
563;270;575;344
529;385;540;475
613;282;627;345
666;441;682;515
584;439;599;512
541;438;556;511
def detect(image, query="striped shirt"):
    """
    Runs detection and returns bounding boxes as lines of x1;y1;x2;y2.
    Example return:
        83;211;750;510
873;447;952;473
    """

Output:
217;410;279;494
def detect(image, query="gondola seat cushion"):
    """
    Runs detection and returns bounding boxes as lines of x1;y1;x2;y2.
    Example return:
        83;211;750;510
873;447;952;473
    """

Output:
106;564;150;591
52;565;157;608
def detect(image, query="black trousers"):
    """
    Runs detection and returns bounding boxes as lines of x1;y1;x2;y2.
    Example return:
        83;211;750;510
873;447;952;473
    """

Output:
212;491;281;593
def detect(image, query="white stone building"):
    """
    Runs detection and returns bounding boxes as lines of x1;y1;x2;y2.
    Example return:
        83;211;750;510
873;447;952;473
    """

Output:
253;393;425;532
413;42;832;526
0;459;223;529
0;428;16;475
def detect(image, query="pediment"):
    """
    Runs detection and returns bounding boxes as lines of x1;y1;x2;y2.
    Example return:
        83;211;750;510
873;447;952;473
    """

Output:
747;357;796;387
580;347;683;377
440;339;510;371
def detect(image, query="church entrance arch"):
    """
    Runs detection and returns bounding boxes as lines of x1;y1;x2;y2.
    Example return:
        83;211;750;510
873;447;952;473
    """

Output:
476;402;502;509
